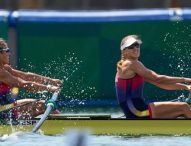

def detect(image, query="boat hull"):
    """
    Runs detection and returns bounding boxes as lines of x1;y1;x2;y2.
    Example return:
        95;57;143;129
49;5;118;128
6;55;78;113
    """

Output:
1;119;191;136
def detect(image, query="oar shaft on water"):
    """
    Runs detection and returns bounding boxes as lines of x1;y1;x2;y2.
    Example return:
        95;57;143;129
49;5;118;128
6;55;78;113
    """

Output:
32;91;60;133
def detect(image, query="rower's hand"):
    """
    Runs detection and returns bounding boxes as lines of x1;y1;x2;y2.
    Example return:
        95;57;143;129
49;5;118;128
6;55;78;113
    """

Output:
48;85;60;92
186;85;191;91
52;79;63;87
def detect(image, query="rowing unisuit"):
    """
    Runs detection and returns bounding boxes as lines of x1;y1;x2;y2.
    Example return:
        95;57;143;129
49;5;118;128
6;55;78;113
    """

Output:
0;82;17;119
115;73;152;119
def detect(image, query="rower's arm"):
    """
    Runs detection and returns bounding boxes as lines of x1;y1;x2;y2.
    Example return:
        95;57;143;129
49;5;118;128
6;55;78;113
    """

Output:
130;61;189;84
4;64;62;86
145;79;188;90
0;69;58;93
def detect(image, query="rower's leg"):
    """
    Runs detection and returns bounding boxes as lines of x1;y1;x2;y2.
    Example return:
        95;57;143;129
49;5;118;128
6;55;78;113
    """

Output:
16;99;45;119
16;99;60;119
149;101;191;119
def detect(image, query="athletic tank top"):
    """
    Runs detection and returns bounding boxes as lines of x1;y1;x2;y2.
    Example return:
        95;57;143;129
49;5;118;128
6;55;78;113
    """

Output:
0;82;11;105
115;74;151;118
115;73;144;104
0;82;18;119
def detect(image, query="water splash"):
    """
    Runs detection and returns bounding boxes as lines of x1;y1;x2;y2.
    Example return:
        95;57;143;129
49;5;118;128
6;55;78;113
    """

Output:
18;52;97;109
163;38;191;76
161;22;191;100
0;131;21;142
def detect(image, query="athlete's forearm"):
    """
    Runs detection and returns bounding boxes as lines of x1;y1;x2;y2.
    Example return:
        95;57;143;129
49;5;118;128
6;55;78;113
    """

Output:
155;82;188;91
147;78;188;90
168;83;188;90
11;68;49;84
4;72;59;93
156;75;189;84
25;72;54;84
20;81;58;93
22;72;62;86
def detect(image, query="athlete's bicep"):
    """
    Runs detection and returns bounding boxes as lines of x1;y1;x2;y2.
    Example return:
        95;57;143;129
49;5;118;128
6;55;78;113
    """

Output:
6;65;23;76
0;70;25;87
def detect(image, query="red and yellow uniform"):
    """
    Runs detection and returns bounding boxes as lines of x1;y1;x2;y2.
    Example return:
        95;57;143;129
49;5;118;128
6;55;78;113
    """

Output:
115;74;152;119
0;83;18;119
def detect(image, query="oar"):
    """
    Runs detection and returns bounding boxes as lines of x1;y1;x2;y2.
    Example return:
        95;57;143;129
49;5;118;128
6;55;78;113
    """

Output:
185;91;191;104
175;92;191;104
32;91;60;133
172;92;191;104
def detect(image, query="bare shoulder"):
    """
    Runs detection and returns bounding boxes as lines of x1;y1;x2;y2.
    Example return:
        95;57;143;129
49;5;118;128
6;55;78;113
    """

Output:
0;65;13;79
0;67;9;78
122;60;132;67
3;64;12;71
120;59;145;71
128;60;144;69
132;60;144;65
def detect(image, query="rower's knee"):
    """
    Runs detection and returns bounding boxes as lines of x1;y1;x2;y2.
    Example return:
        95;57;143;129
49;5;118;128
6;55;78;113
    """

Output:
180;102;190;112
35;100;45;110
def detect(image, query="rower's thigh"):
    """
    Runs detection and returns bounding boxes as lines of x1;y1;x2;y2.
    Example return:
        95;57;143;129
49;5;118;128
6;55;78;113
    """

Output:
149;102;188;118
17;99;45;106
16;99;45;118
17;99;36;104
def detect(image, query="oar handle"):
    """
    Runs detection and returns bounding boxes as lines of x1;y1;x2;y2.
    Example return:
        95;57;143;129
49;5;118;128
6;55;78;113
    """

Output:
51;91;60;101
185;91;191;105
188;91;191;99
45;91;60;110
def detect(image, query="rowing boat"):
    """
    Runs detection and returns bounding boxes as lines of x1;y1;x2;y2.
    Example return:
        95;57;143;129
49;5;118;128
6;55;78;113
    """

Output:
1;114;191;136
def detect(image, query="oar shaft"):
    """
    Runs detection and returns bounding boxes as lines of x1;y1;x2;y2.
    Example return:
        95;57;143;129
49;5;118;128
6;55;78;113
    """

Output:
32;106;52;133
32;91;60;133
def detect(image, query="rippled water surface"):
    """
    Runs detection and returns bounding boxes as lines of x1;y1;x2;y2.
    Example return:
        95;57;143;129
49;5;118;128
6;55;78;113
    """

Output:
1;131;191;146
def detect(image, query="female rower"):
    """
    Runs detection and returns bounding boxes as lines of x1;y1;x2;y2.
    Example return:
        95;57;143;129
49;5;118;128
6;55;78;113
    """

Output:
0;38;62;119
115;35;191;119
